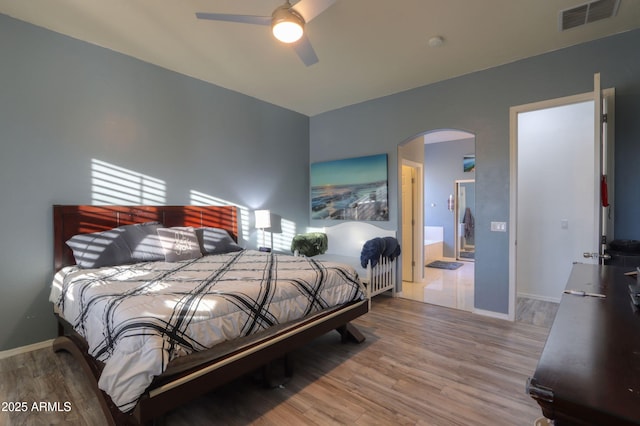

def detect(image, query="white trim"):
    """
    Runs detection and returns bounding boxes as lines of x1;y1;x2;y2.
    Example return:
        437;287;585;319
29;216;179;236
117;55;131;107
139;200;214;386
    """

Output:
0;339;53;360
454;179;475;263
402;158;424;282
508;87;615;322
472;308;510;321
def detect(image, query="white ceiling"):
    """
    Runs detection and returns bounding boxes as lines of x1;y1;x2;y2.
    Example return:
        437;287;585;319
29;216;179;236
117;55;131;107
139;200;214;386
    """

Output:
2;0;639;116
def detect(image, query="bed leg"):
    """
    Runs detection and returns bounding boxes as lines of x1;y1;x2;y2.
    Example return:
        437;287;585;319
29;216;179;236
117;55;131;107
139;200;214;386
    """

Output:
336;323;366;344
150;416;166;426
261;354;294;388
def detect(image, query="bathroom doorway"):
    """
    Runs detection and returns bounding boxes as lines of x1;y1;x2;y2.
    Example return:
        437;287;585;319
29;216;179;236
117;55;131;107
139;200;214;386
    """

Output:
399;129;476;312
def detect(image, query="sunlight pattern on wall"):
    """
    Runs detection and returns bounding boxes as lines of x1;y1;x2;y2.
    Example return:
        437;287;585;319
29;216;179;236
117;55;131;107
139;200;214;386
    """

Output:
189;190;249;243
272;218;297;253
91;159;166;205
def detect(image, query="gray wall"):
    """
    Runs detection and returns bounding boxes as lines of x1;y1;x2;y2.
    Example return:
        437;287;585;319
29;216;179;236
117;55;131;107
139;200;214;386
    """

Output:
0;15;310;351
424;138;475;257
310;28;640;315
3;13;640;350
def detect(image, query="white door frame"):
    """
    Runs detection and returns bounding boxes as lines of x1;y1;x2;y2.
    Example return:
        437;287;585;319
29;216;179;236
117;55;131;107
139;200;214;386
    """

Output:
401;159;424;282
508;85;614;320
454;179;475;261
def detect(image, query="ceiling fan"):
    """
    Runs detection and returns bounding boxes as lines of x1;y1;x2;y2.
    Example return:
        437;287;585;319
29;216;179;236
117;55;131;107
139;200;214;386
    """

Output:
195;0;336;66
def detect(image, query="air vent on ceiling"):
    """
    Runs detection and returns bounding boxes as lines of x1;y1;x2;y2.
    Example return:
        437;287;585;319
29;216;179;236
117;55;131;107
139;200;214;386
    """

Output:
560;0;620;31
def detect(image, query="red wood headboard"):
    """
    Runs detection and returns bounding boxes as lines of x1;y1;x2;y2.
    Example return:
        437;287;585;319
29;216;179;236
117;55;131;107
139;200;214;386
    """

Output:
53;205;239;272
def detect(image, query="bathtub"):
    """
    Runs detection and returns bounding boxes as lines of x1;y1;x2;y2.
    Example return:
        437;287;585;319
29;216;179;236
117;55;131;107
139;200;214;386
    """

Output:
424;226;444;260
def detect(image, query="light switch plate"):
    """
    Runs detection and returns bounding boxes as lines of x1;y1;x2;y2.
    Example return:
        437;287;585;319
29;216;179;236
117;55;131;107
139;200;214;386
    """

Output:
491;221;507;232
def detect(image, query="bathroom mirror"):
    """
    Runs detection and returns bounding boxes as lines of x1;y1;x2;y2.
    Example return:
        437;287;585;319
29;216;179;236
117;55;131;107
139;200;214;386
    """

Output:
455;180;475;261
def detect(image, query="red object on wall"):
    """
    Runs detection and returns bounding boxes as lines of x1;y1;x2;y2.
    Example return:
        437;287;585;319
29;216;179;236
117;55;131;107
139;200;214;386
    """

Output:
601;175;609;207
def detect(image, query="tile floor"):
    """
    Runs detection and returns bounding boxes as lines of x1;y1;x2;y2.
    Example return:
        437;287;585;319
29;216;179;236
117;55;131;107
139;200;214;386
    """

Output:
400;257;475;312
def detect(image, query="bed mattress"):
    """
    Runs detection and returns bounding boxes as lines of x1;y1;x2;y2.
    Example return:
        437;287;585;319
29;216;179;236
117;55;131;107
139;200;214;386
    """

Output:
50;249;364;412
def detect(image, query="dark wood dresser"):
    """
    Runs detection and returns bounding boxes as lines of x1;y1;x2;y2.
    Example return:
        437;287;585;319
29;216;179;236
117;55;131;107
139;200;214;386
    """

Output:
528;263;640;425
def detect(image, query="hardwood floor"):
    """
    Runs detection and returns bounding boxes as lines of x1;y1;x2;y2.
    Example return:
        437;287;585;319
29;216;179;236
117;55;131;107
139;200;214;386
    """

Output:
0;297;551;425
516;297;559;329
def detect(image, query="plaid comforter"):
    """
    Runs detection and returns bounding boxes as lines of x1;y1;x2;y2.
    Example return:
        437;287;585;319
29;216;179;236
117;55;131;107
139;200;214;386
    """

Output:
50;250;364;412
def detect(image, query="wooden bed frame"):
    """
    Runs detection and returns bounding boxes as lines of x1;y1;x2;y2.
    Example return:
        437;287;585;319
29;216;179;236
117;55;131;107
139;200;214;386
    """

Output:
52;205;368;425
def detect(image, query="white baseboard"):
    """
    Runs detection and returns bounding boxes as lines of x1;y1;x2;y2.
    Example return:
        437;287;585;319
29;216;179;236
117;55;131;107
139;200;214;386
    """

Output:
473;308;510;321
396;290;510;320
518;292;561;304
0;339;53;360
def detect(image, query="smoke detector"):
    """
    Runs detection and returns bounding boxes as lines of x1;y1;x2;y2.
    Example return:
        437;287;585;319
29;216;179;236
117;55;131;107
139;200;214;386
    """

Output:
428;36;444;48
560;0;621;31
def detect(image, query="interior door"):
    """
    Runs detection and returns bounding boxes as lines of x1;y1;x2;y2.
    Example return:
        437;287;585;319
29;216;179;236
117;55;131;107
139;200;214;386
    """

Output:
513;90;609;301
401;165;414;281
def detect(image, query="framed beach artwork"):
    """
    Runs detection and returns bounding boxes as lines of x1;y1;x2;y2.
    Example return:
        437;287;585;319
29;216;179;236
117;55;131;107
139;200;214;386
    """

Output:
311;153;388;221
463;154;476;172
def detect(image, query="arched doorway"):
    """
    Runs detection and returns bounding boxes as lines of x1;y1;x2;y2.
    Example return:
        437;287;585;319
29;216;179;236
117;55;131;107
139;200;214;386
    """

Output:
398;129;476;312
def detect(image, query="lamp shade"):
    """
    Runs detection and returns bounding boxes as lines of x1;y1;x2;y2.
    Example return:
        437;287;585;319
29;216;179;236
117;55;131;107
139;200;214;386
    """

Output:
271;7;304;43
254;210;271;229
272;20;303;43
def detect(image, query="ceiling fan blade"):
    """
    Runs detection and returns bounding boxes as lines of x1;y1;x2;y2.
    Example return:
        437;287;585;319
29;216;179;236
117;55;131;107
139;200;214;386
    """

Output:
291;0;336;23
292;34;319;66
195;12;271;26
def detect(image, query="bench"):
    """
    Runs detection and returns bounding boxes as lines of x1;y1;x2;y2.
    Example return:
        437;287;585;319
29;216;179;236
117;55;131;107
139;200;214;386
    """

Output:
313;222;397;302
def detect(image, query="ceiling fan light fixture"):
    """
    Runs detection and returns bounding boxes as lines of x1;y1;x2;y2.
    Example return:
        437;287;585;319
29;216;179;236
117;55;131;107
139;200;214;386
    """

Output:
272;7;304;43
